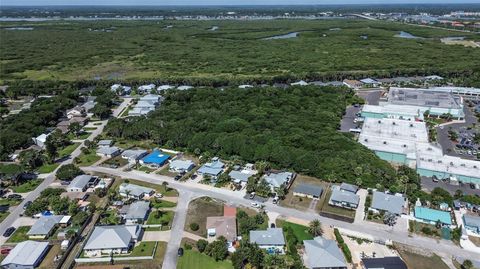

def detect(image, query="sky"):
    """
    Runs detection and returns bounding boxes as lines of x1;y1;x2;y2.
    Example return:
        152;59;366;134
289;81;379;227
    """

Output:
2;0;480;6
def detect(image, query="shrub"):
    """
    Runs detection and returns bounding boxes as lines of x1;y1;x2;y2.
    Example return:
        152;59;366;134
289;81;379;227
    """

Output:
56;164;83;181
190;222;199;231
197;239;208;253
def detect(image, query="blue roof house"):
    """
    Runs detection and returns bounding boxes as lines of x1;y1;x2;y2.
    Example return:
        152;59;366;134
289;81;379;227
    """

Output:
414;206;452;226
140;149;171;167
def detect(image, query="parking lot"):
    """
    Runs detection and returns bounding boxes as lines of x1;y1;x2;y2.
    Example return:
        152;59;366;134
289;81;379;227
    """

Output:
421;177;480;195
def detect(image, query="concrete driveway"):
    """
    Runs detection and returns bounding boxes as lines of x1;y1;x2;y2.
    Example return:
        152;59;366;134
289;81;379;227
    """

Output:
142;230;170;242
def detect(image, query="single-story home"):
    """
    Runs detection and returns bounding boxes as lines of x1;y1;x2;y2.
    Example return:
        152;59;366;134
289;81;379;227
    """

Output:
121;149;148;164
119;183;154;200
371;192;406;215
362;256;407;269
83;225;141;257
169;159;195;173
140;149;171;167
27;215;65;239
138;84;156;94
124;201;150;224
360;78;380;87
414;206;452;226
343;79;363;89
228;170;254;184
293;184;323;199
111;84;131;95
339;183;358;193
32;133;50;148
328;186;359;209
67;175;98;192
463;214;480;234
66;105;86;118
0;240;50;269
96;146;122;158
263;171;295;191
303;236;347;269
97;140;113;147
249;228;285;254
206;216;237;243
197;158;225;178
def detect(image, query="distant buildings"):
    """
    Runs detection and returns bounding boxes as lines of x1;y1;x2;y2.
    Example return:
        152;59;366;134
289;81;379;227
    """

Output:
140;149;171;167
463;214;480;235
96;146;121;158
32;133;50;148
121;149;148;164
128;94;162;117
67;175;98;192
111;84;131;96
123;201;150;224
27;215;68;239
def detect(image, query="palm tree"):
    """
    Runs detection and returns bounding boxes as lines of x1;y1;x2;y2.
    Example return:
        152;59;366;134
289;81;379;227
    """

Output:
308;219;323;237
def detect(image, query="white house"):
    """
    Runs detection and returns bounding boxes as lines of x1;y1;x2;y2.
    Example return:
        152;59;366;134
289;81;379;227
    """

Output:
32;133;50;148
83;225;141;257
1;241;50;269
169;159;195;173
249;228;285;254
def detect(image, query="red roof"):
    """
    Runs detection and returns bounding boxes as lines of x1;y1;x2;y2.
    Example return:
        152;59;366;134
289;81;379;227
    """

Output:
223;205;237;217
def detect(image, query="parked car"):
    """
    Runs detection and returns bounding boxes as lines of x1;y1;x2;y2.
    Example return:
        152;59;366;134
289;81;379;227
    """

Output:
190;174;197;180
251;202;260;208
0;247;12;255
249;192;255;199
177;248;184;256
154;193;163;199
174;175;182;181
60;181;70;186
432;176;439;183
272;197;279;204
7;194;22;200
3;227;15;237
23;201;32;210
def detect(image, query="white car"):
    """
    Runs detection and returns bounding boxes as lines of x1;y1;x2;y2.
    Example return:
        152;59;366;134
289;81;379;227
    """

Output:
154;193;163;198
251;202;260;208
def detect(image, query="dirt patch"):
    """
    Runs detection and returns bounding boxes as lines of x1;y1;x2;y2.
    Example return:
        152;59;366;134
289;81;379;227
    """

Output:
468;235;480;247
185;197;224;237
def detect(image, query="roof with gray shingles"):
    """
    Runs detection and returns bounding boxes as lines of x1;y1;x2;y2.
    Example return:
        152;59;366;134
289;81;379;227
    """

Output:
249;228;285;246
263;172;293;188
169;159;195;171
84;225;140;250
304;236;346;268
125;201;150;220
228;170;252;183
68;175;92;190
0;240;49;267
293;183;323;197
97;140;112;147
97;146;121;155
330;188;359;206
463;215;480;228
119;183;154;198
27;215;64;235
371;191;405;215
340;183;358;193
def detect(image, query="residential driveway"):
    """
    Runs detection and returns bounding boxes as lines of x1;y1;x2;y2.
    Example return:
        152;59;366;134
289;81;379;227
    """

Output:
343;235;396;264
183;231;205;241
354;189;368;223
266;211;280;227
142;230;170;242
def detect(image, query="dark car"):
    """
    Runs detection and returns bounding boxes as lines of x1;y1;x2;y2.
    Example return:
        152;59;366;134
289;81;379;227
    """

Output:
23;201;32;210
60;181;70;186
190;174;197;180
7;194;22;200
177;248;184;256
3;227;15;237
174;175;182;181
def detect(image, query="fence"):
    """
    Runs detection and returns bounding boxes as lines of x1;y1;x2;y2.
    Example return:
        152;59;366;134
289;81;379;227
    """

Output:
74;241;158;263
319;212;354;223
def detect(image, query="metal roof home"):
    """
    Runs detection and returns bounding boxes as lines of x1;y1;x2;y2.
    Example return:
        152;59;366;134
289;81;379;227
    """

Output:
198;160;225;177
96;146;121;156
329;188;359;207
371;192;406;215
263;172;294;188
206;216;237;242
340;183;358;193
228;170;253;183
68;175;93;191
463;215;480;233
414;206;452;225
141;149;170;166
169;159;195;172
362;257;407;269
84;225;141;251
291;80;309;86
97;140;113;147
125;201;150;220
303;236;347;269
121;149;148;161
293;184;323;198
1;240;49;269
119;183;154;198
27;215;64;236
177;85;194;90
360;78;379;85
249;228;285;246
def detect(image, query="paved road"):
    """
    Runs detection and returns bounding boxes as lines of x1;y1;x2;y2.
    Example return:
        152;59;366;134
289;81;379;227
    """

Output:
0;98;131;243
162;190;195;269
82;166;480;264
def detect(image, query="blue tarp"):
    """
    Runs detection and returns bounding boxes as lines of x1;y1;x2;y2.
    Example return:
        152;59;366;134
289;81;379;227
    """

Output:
141;149;170;165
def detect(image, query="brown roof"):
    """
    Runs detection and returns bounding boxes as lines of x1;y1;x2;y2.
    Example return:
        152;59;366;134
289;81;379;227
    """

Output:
223;205;237;217
206;216;237;242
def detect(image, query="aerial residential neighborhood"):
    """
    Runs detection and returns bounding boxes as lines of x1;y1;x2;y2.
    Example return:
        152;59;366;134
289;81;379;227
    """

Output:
0;2;480;269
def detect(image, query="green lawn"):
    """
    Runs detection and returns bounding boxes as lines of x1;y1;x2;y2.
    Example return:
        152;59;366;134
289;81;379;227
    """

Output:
137;166;157;173
177;249;233;269
37;163;60;173
125;179;178;197
398;248;450;269
11;179;42;193
0;163;23;176
151;199;177;208
6;226;31;243
67;132;91;140
101;155;128;167
320;188;356;219
276;220;313;241
0;212;9;222
75;151;101;166
58;143;80;158
128;242;156;257
83;127;97;131
146;210;174;226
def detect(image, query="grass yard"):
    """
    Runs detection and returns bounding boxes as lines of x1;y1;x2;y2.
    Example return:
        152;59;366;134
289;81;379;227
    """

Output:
157;165;178;177
409;220;441;239
137;166;157;173
177;249;233;269
397;248;450;269
151;198;177;208
38;244;61;269
280;174;327;212
113;139;156;150
127;241;156;257
0;212;9;222
6;226;31;243
11;179;42;193
185;197;224;237
67;132;91;140
58;143;80;158
276;220;313;241
37;163;59;173
101;155;128;167
125;179;178;197
98;209;121;225
83;127;97;131
75;151;101;166
320;187;356;219
146;210;174;226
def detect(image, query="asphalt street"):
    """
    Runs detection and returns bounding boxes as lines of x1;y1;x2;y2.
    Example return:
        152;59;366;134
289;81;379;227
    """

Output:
82;166;480;264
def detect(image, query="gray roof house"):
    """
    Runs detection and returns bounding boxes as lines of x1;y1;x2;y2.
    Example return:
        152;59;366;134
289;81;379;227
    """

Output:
119;183;154;199
340;183;359;193
303;237;347;269
228;170;254;184
83;225;141;257
121;149;148;163
293;184;323;199
0;240;50;269
463;215;480;234
67;175;96;192
197;159;225;178
124;201;150;224
169;159;195;173
249;228;285;253
96;146;121;158
27;215;64;239
329;187;360;209
371;192;406;215
97;140;113;147
263;172;295;189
